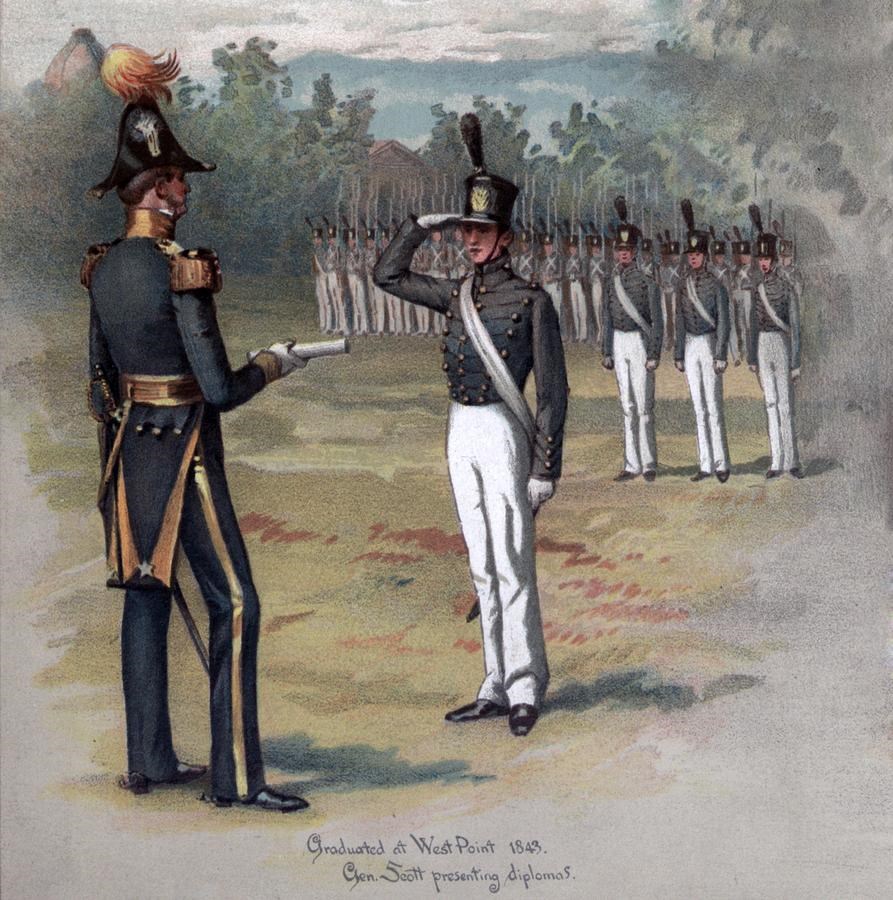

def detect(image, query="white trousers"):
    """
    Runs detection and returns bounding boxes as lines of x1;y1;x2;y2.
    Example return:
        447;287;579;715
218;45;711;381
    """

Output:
447;402;548;707
684;333;730;473
613;330;657;474
757;333;800;471
371;284;387;334
314;274;328;333
348;274;370;335
324;272;344;333
569;281;589;342
386;292;405;334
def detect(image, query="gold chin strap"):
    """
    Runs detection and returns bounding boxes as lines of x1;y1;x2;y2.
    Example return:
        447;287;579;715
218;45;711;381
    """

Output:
125;208;176;240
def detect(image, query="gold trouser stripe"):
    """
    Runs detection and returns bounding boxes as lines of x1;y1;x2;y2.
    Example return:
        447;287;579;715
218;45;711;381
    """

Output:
150;410;203;587
116;463;140;581
193;457;248;799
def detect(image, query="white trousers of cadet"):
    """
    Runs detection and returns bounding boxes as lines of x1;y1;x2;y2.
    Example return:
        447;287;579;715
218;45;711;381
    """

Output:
314;274;328;333
757;332;800;471
569;281;589;342
348;274;370;335
613;330;657;474
684;333;730;473
371;284;387;334
447;401;548;707
324;272;343;333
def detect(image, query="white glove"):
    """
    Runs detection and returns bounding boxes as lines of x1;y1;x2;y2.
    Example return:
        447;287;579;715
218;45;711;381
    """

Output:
267;341;307;377
527;478;555;515
417;213;461;230
248;341;307;381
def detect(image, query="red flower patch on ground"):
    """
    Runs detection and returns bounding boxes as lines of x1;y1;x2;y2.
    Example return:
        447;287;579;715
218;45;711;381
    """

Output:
238;512;318;544
351;551;424;565
596;559;618;570
537;536;602;568
340;627;434;656
453;638;481;654
368;523;466;556
624;552;644;561
263;610;316;634
658;556;672;564
579;601;689;624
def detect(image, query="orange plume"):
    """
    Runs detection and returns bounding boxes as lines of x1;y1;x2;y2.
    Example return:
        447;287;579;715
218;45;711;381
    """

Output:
100;44;180;104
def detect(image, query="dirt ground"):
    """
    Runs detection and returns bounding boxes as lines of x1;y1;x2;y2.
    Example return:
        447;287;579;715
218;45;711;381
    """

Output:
1;277;891;898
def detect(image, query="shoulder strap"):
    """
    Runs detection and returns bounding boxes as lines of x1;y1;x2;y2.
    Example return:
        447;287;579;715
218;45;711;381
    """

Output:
757;283;790;334
458;277;535;450
685;276;717;329
613;273;652;338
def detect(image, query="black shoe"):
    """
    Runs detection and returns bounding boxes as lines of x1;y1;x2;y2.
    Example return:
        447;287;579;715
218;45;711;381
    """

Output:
643;470;656;482
766;469;782;479
155;762;207;786
613;470;637;482
445;699;509;723
690;471;712;482
716;470;730;483
788;467;804;479
118;772;150;795
245;788;309;813
509;704;539;737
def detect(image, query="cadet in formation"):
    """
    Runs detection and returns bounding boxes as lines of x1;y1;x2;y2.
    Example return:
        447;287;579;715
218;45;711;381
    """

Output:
747;205;803;479
675;200;732;482
374;113;568;737
84;44;309;812
601;196;663;482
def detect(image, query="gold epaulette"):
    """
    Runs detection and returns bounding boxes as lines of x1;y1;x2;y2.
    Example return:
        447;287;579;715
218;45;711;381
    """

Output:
155;240;222;293
80;243;112;290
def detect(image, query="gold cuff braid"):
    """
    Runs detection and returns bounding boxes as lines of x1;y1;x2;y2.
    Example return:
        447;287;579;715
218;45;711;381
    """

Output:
252;351;282;383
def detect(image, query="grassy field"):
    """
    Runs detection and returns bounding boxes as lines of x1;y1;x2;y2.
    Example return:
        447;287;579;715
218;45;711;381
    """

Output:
16;274;822;827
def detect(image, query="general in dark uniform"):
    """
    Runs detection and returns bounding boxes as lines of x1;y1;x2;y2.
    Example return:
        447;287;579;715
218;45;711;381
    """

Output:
373;114;569;737
84;43;308;811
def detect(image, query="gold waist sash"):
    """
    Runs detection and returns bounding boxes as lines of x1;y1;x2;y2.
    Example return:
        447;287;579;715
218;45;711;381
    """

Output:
120;373;203;406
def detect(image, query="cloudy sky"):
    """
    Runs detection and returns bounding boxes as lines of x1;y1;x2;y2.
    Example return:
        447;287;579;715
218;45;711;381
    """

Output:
1;0;669;89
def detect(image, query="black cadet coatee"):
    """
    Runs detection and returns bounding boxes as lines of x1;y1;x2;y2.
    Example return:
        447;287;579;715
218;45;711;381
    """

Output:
373;216;568;480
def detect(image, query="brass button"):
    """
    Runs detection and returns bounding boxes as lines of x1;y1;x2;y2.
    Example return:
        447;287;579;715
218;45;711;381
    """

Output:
500;349;509;359
442;362;449;371
546;449;553;458
545;461;552;470
447;381;454;388
451;390;459;399
475;302;483;311
458;353;465;361
479;285;487;294
478;396;485;404
451;289;459;297
442;327;450;336
459;333;467;342
446;310;453;318
440;343;448;352
458;367;465;376
481;383;489;392
507;329;515;338
523;297;531;306
512;312;521;322
546;436;554;444
462;395;470;404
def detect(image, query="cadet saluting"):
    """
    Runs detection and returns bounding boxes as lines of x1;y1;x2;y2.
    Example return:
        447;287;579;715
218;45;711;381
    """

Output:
84;45;310;811
374;114;568;737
